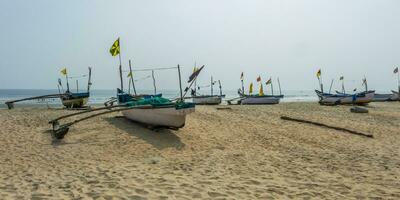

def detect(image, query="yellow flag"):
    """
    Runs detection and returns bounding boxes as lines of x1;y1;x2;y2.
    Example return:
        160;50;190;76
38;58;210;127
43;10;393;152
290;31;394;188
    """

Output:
60;68;67;76
109;38;120;56
316;69;321;78
258;83;264;96
249;82;253;94
127;71;133;77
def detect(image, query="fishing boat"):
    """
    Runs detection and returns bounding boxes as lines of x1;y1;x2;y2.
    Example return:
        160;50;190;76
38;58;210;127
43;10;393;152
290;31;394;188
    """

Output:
232;74;284;105
391;90;400;100
191;72;225;105
118;89;194;128
239;94;283;105
49;38;201;139
316;90;375;105
5;67;92;109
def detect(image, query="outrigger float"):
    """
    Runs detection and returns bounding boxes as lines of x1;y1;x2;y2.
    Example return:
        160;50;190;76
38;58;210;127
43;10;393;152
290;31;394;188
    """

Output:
5;67;92;109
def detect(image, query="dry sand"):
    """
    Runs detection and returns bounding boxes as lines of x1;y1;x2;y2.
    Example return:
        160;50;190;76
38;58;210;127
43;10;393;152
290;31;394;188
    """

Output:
0;102;399;199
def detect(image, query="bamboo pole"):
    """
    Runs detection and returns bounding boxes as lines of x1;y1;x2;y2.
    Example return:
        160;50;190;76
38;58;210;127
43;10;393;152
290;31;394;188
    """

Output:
129;60;137;95
329;79;334;94
87;67;92;93
270;77;274;95
218;80;222;96
76;80;79;92
152;70;156;95
211;76;213;96
118;39;123;91
277;78;282;96
178;65;183;101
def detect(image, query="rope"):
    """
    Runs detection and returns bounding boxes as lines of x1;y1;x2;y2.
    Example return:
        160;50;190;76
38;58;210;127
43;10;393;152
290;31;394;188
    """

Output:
122;66;179;72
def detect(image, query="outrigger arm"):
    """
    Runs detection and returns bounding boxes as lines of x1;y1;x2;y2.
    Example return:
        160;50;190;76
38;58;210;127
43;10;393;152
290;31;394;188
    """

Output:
49;104;151;139
5;94;65;109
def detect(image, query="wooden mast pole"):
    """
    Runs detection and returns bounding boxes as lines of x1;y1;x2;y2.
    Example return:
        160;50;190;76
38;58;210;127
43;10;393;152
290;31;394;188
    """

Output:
178;65;183;101
211;76;213;96
152;70;156;95
129;60;137;95
329;79;334;94
118;38;123;91
218;80;222;96
76;80;79;92
270;77;274;95
277;78;282;95
87;67;92;93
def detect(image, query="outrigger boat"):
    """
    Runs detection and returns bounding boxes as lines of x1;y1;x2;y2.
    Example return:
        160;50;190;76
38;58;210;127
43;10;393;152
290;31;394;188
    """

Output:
315;71;374;105
5;67;92;109
316;90;375;105
190;67;225;105
49;38;199;139
229;73;284;105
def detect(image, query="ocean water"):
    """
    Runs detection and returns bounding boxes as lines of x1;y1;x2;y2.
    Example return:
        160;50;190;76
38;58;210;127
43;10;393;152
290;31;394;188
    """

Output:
0;89;318;106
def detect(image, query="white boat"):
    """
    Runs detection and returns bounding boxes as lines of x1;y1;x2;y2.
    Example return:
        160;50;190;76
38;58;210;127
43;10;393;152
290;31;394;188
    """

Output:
239;94;283;105
192;95;223;105
390;90;399;101
316;90;375;105
121;104;195;128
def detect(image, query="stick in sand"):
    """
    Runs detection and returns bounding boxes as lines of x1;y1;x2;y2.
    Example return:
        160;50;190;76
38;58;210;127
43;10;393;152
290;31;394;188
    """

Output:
280;116;373;138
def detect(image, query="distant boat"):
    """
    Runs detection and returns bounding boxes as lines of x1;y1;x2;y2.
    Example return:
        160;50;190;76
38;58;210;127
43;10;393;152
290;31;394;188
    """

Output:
233;74;284;105
239;93;283;105
189;65;225;105
316;90;375;105
5;67;92;109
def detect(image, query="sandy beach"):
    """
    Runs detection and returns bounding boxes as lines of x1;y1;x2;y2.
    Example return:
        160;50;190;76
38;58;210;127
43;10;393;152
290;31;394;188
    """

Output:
0;102;399;199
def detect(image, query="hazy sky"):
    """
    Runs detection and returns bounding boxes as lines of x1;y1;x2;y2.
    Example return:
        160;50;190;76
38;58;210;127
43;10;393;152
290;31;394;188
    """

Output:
1;0;399;91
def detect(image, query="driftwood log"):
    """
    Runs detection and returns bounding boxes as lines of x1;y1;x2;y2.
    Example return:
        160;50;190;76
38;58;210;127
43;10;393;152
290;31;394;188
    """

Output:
280;116;373;138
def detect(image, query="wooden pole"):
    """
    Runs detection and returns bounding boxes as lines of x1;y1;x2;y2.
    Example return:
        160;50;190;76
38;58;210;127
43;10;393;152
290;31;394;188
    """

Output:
241;79;244;95
270;77;274;95
277;78;282;95
66;73;70;92
87;67;92;93
129;60;137;95
194;62;197;96
76;80;79;92
128;78;131;94
329;79;334;94
211;76;213;96
178;65;183;101
397;69;400;94
342;78;345;94
57;85;61;95
218;80;222;96
118;42;123;91
152;70;156;95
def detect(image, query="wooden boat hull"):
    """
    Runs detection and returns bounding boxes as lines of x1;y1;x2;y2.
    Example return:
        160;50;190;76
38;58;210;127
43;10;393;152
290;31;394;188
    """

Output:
240;96;281;105
192;95;222;105
390;90;399;101
61;97;88;108
372;93;394;102
121;106;195;128
316;90;375;105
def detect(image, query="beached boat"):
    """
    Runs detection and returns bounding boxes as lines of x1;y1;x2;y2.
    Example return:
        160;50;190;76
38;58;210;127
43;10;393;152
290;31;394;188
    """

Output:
61;92;90;108
192;95;224;105
390;90;399;101
190;68;225;105
117;90;195;128
239;93;283;105
316;90;375;105
5;67;92;109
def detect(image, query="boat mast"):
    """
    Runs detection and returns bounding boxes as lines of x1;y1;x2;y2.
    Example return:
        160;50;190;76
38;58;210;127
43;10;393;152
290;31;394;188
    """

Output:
270;77;274;95
341;77;345;94
118;39;123;91
152;70;157;95
328;79;334;94
364;76;368;92
194;62;197;96
76;80;79;92
218;80;222;96
178;64;183;101
129;60;137;95
66;72;70;92
211;76;213;96
397;67;400;94
87;67;92;93
277;77;282;95
241;73;244;95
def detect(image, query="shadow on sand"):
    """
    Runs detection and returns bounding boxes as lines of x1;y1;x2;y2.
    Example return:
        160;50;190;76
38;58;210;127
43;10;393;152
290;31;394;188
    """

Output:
104;116;185;150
